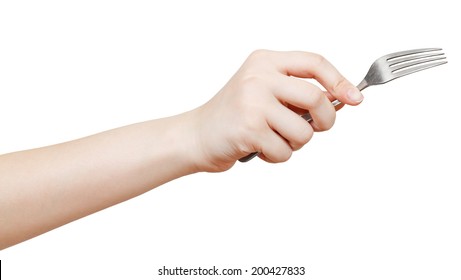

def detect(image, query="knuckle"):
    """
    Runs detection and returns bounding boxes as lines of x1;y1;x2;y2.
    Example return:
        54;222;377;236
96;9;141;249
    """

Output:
309;52;327;68
234;77;268;113
323;113;336;131
333;76;348;93
309;89;326;109
262;140;293;163
233;98;267;142
239;74;265;93
316;112;336;132
292;125;314;150
241;110;263;134
275;148;292;163
234;71;273;112
248;49;272;61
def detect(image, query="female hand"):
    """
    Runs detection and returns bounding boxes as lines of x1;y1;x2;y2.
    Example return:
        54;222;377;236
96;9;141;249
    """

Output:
190;50;364;172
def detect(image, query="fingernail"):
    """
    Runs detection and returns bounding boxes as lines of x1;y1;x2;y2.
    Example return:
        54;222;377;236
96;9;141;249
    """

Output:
347;87;364;103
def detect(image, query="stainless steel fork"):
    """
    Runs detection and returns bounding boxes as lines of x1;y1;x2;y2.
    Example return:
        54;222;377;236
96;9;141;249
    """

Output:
239;48;447;162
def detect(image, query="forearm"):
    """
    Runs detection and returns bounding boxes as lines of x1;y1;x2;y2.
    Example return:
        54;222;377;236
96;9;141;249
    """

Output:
0;111;199;249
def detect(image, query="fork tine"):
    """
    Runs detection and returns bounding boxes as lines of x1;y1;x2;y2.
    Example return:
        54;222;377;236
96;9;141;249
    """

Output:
388;52;444;66
384;48;442;61
391;60;447;79
392;56;446;72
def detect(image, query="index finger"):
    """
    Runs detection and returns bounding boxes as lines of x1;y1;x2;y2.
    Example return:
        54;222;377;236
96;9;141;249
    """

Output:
269;50;364;105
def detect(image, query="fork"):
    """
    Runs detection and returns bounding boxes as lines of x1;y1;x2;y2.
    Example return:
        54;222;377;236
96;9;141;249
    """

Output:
239;48;447;162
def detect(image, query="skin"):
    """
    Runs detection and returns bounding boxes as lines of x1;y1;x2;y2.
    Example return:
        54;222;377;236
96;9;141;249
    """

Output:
0;50;364;250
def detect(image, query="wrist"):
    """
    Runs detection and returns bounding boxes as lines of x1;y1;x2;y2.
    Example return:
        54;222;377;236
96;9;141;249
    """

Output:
177;105;238;173
154;109;205;175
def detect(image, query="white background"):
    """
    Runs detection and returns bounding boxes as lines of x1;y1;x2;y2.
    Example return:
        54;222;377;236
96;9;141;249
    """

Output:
1;0;460;279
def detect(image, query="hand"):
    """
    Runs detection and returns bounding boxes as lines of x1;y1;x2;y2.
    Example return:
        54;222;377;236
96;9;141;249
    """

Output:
188;50;364;172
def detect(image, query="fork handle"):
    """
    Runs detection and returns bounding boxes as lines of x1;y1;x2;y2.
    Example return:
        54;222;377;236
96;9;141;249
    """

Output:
238;100;343;162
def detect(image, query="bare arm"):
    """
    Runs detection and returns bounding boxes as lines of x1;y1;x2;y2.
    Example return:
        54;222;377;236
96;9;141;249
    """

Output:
0;113;201;249
0;50;363;249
